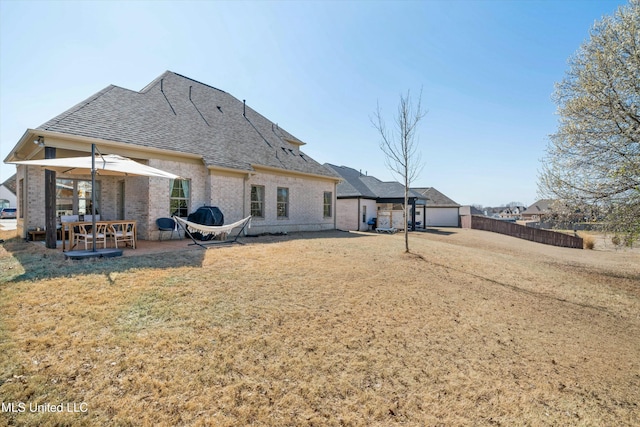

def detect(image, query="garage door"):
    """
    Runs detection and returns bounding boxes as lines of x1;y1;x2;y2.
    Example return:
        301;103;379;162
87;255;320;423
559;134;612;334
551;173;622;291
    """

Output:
425;207;459;227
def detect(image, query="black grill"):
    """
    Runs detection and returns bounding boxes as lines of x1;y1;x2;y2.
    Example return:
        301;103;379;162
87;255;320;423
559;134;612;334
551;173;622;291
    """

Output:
187;206;224;240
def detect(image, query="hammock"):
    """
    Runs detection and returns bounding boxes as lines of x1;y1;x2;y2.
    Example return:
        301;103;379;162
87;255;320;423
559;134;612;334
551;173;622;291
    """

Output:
173;215;252;247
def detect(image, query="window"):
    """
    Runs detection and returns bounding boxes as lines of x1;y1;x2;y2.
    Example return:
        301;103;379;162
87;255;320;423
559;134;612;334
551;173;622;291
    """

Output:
170;179;190;217
250;185;265;218
55;178;100;217
362;205;367;223
323;191;332;218
277;187;289;218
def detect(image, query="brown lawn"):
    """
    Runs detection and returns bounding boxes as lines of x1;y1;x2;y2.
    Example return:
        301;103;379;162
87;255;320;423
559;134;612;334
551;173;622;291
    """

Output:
0;229;638;426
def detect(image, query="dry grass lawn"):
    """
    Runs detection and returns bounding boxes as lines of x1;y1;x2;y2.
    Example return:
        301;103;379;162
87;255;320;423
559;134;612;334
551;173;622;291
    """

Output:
0;228;639;426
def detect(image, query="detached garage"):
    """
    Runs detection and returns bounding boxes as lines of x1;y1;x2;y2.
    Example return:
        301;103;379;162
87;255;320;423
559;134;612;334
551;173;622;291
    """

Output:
412;187;461;227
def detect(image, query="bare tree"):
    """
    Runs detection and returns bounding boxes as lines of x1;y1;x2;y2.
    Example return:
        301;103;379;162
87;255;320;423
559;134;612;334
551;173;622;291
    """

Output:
539;0;640;244
372;89;426;252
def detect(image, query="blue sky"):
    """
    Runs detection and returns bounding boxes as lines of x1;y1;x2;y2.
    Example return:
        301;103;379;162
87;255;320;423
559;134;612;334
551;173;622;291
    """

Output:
0;0;628;207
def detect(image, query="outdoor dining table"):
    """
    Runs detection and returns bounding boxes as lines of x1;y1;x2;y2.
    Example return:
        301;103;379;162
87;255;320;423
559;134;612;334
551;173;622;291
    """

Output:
61;220;137;251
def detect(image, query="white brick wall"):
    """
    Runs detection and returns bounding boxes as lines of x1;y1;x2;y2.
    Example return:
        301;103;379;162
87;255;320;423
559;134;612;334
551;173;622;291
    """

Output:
336;198;377;231
17;160;336;240
147;160;207;240
16;165;43;237
209;170;336;234
337;198;358;231
210;174;246;223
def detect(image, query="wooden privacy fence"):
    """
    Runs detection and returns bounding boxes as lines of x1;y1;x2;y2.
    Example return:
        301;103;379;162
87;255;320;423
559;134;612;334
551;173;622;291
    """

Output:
461;215;583;249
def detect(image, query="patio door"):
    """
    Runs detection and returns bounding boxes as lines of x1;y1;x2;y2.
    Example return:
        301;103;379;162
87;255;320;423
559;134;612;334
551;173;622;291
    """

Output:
55;178;100;217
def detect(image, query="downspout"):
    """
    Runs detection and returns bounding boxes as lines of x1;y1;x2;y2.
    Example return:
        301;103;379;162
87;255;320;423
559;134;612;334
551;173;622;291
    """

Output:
334;181;337;231
357;198;361;231
21;167;27;239
243;175;247;219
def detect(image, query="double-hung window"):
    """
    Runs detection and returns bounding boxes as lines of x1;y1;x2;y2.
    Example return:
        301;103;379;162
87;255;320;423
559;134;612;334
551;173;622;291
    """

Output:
170;179;190;217
251;185;265;218
277;187;289;219
323;191;332;218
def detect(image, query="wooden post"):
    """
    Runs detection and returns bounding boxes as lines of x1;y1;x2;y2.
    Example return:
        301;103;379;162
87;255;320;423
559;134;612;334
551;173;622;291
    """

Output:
44;146;57;249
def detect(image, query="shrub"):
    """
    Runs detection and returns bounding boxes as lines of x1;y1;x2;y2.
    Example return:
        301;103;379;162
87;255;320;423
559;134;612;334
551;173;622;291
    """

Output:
582;234;595;250
611;235;621;247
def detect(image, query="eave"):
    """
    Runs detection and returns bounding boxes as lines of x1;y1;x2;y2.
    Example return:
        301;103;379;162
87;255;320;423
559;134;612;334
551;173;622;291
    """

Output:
207;165;252;178
5;129;203;164
251;163;340;182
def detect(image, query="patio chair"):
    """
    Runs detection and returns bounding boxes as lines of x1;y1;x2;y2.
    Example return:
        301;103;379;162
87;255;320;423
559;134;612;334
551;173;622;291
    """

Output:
110;222;136;249
61;215;79;223
74;222;108;250
59;215;79;247
156;217;177;240
61;215;79;233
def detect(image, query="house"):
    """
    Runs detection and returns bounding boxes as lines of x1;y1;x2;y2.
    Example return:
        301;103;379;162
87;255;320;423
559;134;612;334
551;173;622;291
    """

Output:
411;187;461;227
322;165;378;231
521;199;554;221
3;71;340;240
0;174;17;209
498;205;526;220
326;164;463;231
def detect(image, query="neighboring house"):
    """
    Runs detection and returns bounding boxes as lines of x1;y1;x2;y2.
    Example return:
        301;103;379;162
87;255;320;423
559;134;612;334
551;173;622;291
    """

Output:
499;206;526;220
4;71;340;239
483;206;503;218
521;199;554;221
323;165;378;231
411;187;461;227
0;174;17;209
325;164;448;231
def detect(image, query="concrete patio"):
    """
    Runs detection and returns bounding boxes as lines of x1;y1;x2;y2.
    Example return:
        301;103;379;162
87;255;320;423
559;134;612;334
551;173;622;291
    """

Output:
32;236;205;257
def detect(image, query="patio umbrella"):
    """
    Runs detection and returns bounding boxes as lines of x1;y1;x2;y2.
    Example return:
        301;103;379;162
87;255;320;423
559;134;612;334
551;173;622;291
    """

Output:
10;146;180;254
10;153;180;179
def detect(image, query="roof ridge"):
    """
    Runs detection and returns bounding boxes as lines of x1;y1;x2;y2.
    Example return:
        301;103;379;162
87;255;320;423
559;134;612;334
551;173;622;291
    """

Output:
138;71;172;93
169;71;227;94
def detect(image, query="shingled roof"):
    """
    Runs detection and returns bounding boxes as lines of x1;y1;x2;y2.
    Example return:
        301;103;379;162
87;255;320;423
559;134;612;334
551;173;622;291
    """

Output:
325;164;425;200
522;199;554;216
1;174;16;194
412;187;460;207
36;71;337;178
324;164;377;198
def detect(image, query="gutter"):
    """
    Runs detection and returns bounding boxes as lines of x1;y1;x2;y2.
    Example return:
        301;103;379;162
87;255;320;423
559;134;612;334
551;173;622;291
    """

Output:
251;164;341;182
6;129;203;163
